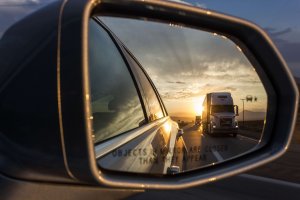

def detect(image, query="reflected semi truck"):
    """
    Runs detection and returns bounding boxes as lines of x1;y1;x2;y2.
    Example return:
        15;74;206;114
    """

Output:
195;115;201;125
202;92;239;137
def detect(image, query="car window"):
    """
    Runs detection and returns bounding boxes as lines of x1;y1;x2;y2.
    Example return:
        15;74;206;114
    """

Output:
88;19;145;143
125;51;164;122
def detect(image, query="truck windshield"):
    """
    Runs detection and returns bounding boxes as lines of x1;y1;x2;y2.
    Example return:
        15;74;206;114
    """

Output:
211;105;234;113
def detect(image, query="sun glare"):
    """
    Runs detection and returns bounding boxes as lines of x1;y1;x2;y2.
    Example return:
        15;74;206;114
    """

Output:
194;96;205;116
194;104;203;116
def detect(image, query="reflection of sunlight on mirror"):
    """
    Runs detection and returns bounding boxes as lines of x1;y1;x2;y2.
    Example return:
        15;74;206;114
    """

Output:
194;96;205;116
163;122;171;134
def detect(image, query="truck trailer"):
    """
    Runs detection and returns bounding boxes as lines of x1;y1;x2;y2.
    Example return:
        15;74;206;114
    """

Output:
202;92;239;137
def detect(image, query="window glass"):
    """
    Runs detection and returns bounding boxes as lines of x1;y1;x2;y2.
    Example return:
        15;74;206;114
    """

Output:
211;105;234;113
88;20;145;143
125;52;164;122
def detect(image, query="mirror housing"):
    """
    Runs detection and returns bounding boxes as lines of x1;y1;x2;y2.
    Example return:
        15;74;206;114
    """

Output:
57;0;298;189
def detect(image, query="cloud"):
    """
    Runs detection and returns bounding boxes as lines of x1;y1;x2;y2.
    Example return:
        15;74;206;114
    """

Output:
265;27;300;64
167;81;186;84
99;17;267;114
265;27;292;38
0;0;40;6
167;0;207;8
167;0;192;5
263;27;300;77
195;3;207;8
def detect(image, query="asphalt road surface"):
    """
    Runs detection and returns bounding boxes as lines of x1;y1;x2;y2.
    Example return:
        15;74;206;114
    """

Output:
172;124;259;172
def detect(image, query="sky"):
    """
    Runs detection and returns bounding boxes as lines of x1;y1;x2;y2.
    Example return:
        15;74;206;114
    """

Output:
168;0;300;77
101;17;267;118
0;0;56;37
0;0;298;118
0;0;298;75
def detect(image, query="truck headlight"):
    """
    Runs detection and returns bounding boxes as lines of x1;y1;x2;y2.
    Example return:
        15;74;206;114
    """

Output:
211;122;216;128
235;121;239;128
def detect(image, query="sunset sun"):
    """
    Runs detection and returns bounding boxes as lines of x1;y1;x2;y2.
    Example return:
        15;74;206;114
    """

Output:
194;96;205;116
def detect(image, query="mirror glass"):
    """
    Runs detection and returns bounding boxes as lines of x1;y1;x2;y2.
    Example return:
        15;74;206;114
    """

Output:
90;16;268;175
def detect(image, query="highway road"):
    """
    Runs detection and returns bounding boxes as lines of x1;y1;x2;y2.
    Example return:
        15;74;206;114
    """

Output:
172;124;259;172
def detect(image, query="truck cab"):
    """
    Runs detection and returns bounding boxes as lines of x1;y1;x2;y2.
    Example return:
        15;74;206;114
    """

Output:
195;115;202;125
202;92;239;137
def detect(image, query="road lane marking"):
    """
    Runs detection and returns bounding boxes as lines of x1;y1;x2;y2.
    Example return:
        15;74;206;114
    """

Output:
211;150;224;162
240;174;300;189
238;135;258;143
181;137;188;154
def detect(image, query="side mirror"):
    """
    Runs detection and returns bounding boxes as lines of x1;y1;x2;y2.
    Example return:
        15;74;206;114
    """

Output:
6;0;293;190
58;0;298;189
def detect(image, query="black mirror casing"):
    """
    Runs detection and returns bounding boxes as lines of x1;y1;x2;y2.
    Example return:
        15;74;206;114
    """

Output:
58;0;298;189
